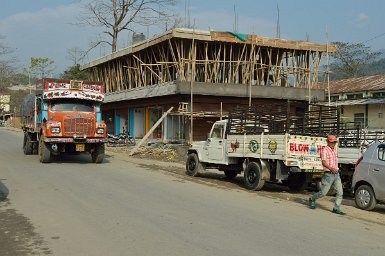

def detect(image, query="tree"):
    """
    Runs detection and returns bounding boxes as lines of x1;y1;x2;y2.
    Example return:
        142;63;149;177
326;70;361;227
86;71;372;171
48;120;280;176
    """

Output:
77;0;177;53
329;42;380;80
60;64;90;80
66;47;86;65
0;35;16;92
30;57;55;79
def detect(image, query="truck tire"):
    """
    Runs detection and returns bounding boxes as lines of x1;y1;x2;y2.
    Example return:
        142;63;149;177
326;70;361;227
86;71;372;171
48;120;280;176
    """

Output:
38;136;51;163
244;162;265;191
92;144;105;163
354;185;377;211
287;173;307;192
224;170;238;179
186;153;203;177
23;133;33;155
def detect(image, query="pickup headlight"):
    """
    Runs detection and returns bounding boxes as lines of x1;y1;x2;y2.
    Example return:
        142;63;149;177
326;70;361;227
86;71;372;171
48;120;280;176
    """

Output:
96;128;104;134
51;127;61;133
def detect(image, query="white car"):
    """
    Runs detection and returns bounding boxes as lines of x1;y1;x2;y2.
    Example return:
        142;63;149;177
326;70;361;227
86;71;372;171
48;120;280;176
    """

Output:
352;143;385;211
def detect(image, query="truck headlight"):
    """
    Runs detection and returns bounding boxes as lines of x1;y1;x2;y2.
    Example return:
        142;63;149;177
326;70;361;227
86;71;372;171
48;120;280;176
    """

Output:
96;128;104;134
51;127;61;133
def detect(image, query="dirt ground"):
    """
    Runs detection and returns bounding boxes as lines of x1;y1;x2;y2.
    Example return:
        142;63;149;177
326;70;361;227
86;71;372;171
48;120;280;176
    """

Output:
107;143;385;226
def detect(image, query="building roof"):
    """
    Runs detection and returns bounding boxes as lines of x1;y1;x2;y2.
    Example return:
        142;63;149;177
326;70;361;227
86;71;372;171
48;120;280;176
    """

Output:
81;28;336;70
319;74;385;94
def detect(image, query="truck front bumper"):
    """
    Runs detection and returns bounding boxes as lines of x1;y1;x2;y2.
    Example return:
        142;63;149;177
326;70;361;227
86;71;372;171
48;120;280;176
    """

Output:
44;138;108;143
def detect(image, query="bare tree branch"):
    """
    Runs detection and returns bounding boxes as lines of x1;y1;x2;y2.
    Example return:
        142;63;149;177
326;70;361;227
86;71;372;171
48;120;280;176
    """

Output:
77;0;177;53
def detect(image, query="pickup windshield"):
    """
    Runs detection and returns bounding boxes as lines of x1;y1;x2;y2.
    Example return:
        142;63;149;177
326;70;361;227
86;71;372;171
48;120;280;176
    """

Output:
51;101;94;112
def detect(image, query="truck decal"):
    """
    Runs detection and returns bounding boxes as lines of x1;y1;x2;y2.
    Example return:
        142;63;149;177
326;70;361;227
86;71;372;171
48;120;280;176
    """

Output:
248;140;259;153
268;140;277;154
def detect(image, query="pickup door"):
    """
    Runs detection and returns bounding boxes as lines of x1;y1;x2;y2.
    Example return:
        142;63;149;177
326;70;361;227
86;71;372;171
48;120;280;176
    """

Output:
206;122;226;162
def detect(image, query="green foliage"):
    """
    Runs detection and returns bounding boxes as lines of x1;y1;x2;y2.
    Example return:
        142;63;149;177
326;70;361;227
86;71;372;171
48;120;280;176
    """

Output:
329;42;381;80
60;64;90;80
30;57;55;78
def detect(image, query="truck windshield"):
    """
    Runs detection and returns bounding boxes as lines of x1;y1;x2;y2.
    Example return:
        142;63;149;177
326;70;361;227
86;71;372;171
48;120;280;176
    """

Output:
51;101;94;112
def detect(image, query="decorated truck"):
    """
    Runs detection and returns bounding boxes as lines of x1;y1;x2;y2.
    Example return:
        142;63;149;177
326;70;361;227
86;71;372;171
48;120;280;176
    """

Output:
186;103;339;191
21;78;107;163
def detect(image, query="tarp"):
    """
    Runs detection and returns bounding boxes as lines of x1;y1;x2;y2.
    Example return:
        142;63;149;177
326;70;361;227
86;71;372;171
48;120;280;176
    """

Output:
227;32;248;42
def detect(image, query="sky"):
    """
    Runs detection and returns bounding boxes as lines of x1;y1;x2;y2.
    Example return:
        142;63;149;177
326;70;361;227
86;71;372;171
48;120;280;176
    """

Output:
1;0;385;76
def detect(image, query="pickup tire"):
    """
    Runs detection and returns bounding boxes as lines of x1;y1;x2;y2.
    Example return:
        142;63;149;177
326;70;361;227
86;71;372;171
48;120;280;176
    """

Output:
92;144;105;164
38;136;51;163
23;133;33;155
186;153;202;177
244;162;265;191
287;173;307;192
354;185;377;211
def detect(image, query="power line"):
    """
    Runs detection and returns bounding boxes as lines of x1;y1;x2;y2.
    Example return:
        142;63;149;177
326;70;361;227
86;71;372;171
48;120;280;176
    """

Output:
362;32;385;44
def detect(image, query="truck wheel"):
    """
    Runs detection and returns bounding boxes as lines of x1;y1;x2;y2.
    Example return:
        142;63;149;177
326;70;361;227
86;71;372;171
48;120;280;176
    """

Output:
186;153;203;176
244;162;265;191
32;142;39;155
38;136;51;163
287;173;307;192
23;133;33;155
355;185;377;211
92;144;105;163
224;170;238;179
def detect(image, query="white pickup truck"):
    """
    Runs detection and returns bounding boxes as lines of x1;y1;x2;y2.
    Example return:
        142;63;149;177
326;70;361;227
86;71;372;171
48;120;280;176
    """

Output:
186;115;330;192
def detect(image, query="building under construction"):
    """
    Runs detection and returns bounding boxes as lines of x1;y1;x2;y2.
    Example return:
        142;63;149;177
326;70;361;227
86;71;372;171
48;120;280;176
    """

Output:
81;28;335;142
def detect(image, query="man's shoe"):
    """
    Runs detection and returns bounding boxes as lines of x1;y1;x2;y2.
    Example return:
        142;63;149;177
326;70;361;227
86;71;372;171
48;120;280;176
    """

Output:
308;198;316;209
332;208;346;215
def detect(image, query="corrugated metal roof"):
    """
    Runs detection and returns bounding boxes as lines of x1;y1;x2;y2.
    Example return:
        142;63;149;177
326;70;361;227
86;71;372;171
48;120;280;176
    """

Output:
319;74;385;94
319;98;385;106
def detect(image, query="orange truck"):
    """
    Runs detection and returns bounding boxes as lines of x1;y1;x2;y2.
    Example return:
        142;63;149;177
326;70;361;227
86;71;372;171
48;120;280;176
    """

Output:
21;78;107;163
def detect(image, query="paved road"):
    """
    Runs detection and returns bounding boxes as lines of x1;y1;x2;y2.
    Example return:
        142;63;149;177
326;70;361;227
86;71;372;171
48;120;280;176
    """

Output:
1;127;385;256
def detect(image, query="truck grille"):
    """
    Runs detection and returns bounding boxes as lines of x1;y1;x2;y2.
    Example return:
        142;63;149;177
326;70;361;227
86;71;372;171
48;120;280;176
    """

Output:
64;117;94;136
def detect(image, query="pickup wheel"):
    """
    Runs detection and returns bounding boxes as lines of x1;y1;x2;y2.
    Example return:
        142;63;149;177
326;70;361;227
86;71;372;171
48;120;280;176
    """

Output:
38;135;51;163
224;170;238;179
287;173;307;192
92;144;105;163
23;133;33;155
186;153;203;177
244;162;265;191
355;185;377;211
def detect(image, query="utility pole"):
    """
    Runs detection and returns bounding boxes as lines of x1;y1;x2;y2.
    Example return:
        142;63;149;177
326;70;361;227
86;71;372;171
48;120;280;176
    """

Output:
189;20;195;144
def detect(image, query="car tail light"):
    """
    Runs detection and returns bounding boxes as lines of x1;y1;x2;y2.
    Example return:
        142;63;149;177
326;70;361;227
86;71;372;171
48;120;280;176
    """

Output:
355;156;363;168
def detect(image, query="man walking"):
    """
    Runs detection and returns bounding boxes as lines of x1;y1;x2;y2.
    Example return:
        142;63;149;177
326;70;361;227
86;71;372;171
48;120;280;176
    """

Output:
308;134;345;215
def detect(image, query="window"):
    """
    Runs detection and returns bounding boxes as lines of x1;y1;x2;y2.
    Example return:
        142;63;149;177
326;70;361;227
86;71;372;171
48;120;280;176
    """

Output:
51;101;94;112
211;124;224;139
378;146;385;161
354;113;365;128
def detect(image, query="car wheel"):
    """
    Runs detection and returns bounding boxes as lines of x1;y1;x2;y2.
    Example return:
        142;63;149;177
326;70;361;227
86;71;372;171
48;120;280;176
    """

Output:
186;153;203;177
244;162;265;191
355;185;377;211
